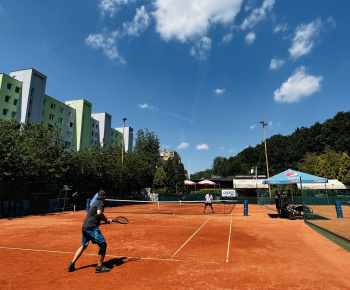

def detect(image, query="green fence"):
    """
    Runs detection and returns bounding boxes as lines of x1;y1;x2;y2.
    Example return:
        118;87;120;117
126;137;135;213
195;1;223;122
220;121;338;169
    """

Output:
158;193;257;204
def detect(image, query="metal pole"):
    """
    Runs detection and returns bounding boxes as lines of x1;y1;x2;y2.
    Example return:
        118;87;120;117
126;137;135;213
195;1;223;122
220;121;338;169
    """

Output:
183;157;191;180
122;117;127;164
260;121;271;197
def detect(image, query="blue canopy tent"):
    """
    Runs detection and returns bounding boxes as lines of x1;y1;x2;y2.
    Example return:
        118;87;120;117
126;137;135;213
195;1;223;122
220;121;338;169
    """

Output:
262;169;328;203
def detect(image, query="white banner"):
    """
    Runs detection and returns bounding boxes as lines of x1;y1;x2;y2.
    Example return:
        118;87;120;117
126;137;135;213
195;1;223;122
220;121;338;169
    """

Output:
222;190;236;197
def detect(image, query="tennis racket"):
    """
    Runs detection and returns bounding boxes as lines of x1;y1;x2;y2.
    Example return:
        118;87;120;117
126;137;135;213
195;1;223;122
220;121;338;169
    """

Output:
111;216;129;224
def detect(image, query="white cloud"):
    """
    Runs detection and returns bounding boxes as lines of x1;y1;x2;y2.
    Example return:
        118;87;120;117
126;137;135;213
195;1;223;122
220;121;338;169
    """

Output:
177;142;189;150
138;103;158;110
0;4;4;12
222;33;233;43
196;143;209;150
270;57;285;70
289;18;323;59
85;32;126;64
229;148;236;153
215;88;225;95
245;32;256;44
99;0;135;17
86;6;150;63
122;6;150;37
220;146;225;150
241;0;275;30
268;121;273;126
273;23;288;33
152;0;243;42
274;66;323;103
190;36;212;60
250;125;255;129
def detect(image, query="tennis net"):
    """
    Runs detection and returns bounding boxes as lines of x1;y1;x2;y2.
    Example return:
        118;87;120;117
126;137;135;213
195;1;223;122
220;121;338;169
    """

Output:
105;199;237;215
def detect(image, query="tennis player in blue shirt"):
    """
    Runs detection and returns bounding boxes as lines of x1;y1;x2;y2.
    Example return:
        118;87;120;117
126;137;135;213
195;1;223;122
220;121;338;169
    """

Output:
67;190;112;273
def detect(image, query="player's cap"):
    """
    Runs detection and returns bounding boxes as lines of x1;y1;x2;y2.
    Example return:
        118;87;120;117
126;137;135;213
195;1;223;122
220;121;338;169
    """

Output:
97;190;107;200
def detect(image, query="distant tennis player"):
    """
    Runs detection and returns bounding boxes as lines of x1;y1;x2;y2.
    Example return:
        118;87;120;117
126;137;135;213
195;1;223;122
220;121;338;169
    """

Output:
67;190;112;273
203;192;214;213
179;192;183;206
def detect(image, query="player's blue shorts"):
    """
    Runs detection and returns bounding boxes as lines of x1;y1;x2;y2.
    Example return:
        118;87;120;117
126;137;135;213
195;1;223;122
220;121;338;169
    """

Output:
82;228;106;246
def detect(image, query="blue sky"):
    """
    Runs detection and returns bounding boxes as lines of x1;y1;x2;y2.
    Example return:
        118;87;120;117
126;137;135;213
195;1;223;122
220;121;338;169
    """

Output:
1;0;350;175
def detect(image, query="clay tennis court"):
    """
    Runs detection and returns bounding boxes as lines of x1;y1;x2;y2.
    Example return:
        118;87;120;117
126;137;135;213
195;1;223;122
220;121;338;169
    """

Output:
1;204;350;289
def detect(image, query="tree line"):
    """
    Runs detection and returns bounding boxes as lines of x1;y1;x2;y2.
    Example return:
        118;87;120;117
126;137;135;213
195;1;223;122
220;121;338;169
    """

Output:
0;119;186;199
191;111;350;184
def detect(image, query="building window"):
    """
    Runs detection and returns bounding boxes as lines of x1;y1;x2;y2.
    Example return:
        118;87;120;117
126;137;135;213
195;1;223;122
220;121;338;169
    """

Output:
66;131;73;138
58;117;63;124
91;131;94;136
68;111;74;118
30;88;34;96
59;107;64;114
92;123;95;128
42;111;44;117
15;87;20;94
111;132;114;136
68;121;73;128
50;103;56;110
48;124;53;130
43;99;46;106
13;99;18;106
49;114;55;121
11;111;17;118
3;109;9;116
7;83;13;90
5;95;10;103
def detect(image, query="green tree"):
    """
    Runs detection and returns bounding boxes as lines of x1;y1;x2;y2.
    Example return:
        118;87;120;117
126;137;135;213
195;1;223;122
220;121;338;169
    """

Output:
298;152;319;174
152;166;167;193
338;153;350;185
0;120;69;196
315;159;336;179
133;129;161;187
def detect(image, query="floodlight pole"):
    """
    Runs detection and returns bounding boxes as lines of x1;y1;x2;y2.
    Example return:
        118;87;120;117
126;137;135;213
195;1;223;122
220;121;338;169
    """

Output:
260;121;271;197
122;118;127;164
183;157;191;180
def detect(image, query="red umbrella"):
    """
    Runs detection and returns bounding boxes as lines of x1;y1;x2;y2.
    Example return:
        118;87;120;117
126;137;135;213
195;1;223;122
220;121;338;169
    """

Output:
184;180;197;193
184;180;196;185
198;179;216;189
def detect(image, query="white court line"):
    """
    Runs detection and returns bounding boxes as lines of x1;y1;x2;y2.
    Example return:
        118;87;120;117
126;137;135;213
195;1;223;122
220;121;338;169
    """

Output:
226;211;234;262
171;215;213;259
0;246;219;264
126;225;197;229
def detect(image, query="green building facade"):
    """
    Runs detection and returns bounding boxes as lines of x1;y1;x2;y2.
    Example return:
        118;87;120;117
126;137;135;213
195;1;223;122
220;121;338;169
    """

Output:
0;69;129;153
0;74;22;121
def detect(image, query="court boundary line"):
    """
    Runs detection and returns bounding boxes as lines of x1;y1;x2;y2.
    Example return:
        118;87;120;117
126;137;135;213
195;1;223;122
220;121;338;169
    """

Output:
171;215;213;259
0;246;220;264
226;210;234;262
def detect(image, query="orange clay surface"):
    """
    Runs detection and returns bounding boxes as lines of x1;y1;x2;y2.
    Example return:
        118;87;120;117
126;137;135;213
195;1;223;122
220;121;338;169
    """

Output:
1;204;350;290
306;205;350;240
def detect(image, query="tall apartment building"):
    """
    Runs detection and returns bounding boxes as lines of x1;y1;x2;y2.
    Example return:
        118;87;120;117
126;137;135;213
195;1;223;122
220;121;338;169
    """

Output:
115;126;134;152
0;68;133;152
159;149;178;161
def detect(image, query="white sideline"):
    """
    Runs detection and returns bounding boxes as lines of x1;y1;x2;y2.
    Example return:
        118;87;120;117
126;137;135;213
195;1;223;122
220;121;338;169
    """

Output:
171;215;213;259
